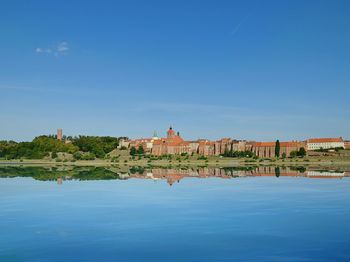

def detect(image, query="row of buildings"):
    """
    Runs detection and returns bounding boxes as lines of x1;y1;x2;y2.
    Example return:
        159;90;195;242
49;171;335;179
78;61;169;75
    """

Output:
120;126;349;157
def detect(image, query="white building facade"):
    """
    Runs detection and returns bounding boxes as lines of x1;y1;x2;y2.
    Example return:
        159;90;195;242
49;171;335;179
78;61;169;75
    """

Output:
306;138;344;150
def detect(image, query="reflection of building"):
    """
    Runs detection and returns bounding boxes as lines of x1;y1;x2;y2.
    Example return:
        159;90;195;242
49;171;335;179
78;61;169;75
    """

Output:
251;166;302;177
307;171;345;179
251;141;303;158
57;129;63;141
127;166;314;186
137;168;233;186
306;138;344;150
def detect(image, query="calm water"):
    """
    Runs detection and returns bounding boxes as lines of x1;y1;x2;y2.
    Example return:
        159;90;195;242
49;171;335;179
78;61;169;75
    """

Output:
1;166;350;261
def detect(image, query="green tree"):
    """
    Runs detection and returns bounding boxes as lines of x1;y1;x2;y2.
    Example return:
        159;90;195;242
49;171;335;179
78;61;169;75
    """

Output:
51;151;58;159
275;167;281;178
130;146;137;156
223;146;229;157
0;136;79;160
282;152;287;159
290;151;298;158
137;145;145;155
82;152;96;160
72;136;119;158
298;147;307;157
275;140;280;158
73;152;82;160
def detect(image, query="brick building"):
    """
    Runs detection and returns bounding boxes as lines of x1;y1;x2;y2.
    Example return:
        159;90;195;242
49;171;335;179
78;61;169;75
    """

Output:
214;138;232;155
198;140;215;156
57;129;63;141
345;141;350;150
152;127;191;156
251;141;303;158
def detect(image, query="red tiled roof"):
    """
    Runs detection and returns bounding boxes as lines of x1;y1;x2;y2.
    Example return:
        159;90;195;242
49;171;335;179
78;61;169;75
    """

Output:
152;135;187;147
253;141;301;147
307;138;343;143
198;140;214;146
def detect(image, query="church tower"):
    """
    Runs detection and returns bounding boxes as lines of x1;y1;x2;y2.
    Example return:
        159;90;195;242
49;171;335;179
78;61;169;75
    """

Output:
57;129;63;141
167;126;175;139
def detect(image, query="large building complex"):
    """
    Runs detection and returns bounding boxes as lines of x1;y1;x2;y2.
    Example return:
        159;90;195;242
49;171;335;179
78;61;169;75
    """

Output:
125;126;347;157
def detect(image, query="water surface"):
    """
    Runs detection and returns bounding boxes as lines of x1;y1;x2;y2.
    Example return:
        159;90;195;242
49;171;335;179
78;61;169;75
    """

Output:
1;166;350;261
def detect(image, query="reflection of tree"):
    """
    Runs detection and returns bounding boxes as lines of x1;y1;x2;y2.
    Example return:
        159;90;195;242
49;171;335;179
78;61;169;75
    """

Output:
290;166;306;173
0;166;121;181
275;167;281;178
0;165;344;182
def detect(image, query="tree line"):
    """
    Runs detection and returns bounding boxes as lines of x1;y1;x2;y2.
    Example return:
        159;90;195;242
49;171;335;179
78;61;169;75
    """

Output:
0;135;123;160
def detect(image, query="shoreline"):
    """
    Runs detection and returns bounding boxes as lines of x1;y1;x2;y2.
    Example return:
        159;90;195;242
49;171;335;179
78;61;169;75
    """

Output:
2;157;350;170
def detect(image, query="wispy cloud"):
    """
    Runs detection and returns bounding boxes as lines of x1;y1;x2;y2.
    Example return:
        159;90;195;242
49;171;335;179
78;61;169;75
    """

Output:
35;47;52;54
57;42;69;53
231;2;259;36
35;42;69;56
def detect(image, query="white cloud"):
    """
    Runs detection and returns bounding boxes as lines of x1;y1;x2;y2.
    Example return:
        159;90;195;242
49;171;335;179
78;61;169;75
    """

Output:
57;42;69;53
35;42;69;56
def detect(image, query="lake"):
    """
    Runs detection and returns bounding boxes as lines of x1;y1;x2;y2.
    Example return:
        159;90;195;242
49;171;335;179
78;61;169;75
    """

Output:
1;166;350;261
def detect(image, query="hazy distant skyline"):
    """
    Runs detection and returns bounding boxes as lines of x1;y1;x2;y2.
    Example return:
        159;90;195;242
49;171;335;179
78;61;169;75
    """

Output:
1;0;350;141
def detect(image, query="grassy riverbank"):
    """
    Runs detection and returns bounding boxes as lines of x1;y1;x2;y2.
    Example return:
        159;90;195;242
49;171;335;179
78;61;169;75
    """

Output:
2;149;350;170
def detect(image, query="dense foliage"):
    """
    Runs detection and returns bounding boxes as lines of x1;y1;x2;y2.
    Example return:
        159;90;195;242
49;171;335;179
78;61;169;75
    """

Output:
222;149;255;158
0;135;121;160
0;166;121;181
129;146;145;156
290;147;307;158
71;136;119;158
0;136;78;159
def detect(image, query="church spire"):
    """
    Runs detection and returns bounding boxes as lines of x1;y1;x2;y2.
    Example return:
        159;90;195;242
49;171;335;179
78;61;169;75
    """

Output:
153;130;158;138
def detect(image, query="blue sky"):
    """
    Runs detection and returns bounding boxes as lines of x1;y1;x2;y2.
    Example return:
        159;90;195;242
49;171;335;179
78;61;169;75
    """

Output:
1;0;349;141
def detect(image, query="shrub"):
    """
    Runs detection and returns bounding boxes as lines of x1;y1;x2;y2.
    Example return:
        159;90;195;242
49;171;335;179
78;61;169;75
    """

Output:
73;152;82;160
51;151;58;159
130;146;137;156
81;152;96;160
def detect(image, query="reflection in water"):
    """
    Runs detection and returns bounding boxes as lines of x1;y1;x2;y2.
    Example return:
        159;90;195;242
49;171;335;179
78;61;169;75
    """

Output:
0;165;349;186
57;177;63;185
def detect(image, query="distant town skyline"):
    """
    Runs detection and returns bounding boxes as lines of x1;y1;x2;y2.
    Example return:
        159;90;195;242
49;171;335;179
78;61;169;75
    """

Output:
1;0;350;141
